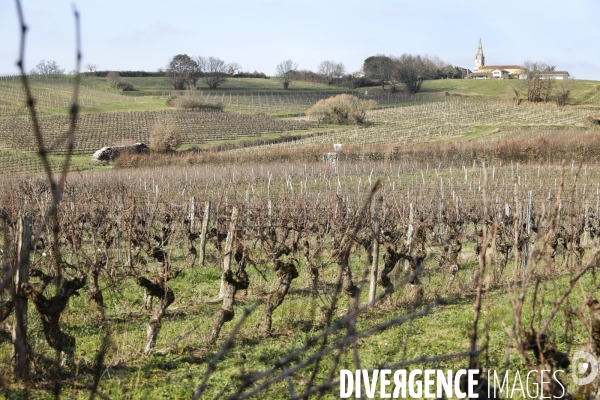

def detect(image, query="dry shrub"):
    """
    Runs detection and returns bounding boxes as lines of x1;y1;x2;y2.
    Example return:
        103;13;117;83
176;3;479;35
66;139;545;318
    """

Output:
584;115;600;126
149;125;182;151
116;81;134;91
370;129;600;165
306;94;377;125
166;94;223;111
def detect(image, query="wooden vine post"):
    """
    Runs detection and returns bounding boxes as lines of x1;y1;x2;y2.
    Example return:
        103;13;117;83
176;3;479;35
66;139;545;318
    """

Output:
523;190;532;275
117;194;122;263
13;216;32;381
189;196;195;233
219;207;238;299
209;206;241;343
199;201;211;266
404;203;414;271
368;195;381;307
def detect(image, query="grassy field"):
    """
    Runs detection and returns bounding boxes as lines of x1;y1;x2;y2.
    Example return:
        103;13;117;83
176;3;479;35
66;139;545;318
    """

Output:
14;76;350;100
4;239;592;399
117;76;346;93
366;79;600;104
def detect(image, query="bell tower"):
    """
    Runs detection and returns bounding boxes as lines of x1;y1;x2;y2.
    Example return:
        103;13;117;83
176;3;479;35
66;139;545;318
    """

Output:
474;38;485;72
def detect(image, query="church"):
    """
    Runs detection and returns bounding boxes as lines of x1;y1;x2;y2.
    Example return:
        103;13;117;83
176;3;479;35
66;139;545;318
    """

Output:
469;39;525;79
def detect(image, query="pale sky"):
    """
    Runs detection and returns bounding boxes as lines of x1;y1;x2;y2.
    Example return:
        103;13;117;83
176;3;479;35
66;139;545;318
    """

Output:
1;0;599;79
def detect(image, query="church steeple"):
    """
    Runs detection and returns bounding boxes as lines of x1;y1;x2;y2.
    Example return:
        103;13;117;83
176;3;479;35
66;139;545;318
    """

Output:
475;38;485;71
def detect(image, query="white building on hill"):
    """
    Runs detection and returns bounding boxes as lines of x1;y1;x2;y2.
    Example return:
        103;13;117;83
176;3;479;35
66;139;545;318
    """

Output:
491;69;509;79
539;71;570;80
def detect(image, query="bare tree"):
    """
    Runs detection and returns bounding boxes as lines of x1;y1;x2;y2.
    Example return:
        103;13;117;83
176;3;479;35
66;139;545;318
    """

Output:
276;59;298;90
184;56;203;88
423;55;462;79
227;62;242;76
85;63;97;74
318;60;345;85
30;59;65;75
106;71;120;87
332;62;346;85
394;54;434;94
554;78;573;107
522;61;555;102
166;54;197;90
198;56;228;89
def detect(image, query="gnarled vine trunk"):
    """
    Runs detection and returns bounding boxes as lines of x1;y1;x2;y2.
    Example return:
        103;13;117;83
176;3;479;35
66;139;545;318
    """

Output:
137;277;175;354
208;266;249;343
258;260;299;337
378;245;406;304
89;261;105;324
22;276;87;366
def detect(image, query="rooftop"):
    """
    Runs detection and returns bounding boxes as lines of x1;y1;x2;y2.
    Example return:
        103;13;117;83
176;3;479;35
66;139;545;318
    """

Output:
479;65;524;70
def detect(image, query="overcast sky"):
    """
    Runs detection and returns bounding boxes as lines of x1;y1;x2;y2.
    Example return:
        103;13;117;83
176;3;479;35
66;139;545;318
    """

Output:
1;0;599;79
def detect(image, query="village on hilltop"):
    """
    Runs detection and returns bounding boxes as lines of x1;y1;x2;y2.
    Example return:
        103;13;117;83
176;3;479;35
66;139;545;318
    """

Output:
466;39;570;80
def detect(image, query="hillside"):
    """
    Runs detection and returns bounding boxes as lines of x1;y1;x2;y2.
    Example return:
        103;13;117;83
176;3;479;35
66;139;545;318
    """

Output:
2;74;600;399
0;74;598;174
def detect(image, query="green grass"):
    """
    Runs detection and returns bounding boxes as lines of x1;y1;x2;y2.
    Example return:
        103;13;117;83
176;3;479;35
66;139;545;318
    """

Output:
364;79;600;104
423;79;600;104
1;240;594;399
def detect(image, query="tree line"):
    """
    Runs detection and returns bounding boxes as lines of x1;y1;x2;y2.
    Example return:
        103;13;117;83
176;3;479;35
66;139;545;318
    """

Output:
163;54;243;90
26;54;571;101
159;53;464;92
273;55;464;93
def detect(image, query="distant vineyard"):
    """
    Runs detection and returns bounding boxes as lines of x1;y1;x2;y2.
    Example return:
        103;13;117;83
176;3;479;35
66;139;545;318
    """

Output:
159;90;433;114
0;74;434;117
0;105;46;118
0;110;316;154
229;99;597;153
0;149;63;175
0;75;149;114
